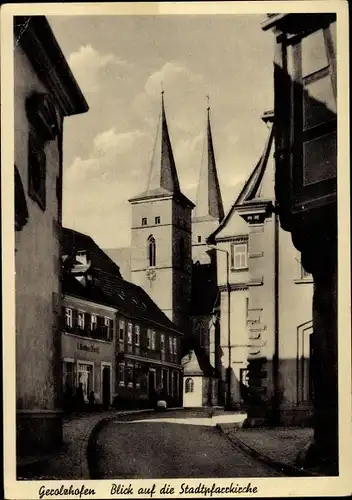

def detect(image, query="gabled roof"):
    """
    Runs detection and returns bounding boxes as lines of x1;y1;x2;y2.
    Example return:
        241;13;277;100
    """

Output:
129;93;194;208
62;227;122;278
193;107;224;222
182;348;216;377
207;112;274;244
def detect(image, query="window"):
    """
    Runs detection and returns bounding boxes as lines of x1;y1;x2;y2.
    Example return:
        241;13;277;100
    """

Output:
151;331;156;350
160;334;165;352
65;308;73;328
118;362;125;386
142;217;147;226
127;322;133;344
155;216;161;224
147;329;152;349
77;310;85;330
127;364;134;388
134;325;140;346
173;337;177;356
197;235;201;243
230;242;248;270
169;336;174;355
179;237;185;268
104;317;112;341
77;363;93;402
63;360;74;391
185;377;194;393
28;131;46;210
147;235;156;267
91;314;97;331
119;320;125;342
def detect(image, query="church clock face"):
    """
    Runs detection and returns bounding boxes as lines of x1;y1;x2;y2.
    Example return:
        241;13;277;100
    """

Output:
146;268;156;281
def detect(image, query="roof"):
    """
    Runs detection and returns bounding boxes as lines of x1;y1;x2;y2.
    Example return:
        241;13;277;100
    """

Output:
62;227;122;278
63;229;183;335
182;348;217;377
193;107;224;221
14;16;88;116
129;94;194;208
207;114;274;244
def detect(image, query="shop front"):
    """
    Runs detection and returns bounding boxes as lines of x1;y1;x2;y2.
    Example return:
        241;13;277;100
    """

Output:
62;333;115;410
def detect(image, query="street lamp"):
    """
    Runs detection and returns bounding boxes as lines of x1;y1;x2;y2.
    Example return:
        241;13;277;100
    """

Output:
208;245;232;410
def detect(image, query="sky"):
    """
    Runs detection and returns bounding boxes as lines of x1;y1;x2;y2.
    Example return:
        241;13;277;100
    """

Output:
48;14;274;249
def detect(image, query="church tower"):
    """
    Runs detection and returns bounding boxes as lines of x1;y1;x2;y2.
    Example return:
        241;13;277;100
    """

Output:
190;104;224;399
129;93;194;336
192;104;224;264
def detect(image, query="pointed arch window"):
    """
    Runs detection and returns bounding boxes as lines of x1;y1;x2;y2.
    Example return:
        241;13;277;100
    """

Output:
147;235;156;267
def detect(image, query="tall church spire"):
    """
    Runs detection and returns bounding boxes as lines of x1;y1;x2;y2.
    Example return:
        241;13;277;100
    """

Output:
194;103;224;221
145;91;180;195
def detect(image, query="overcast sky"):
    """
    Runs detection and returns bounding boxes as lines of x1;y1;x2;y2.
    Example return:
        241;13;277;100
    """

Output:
49;14;274;249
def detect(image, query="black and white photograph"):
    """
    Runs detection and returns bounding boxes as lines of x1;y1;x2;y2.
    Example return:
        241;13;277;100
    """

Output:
2;2;351;498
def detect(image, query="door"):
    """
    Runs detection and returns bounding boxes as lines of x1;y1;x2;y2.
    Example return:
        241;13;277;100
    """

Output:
102;365;111;408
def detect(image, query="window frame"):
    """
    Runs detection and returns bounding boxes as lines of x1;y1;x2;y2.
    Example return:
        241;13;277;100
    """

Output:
155;216;161;225
147;235;156;267
230;242;248;270
127;322;133;345
65;307;73;328
185;377;194;393
141;217;147;226
119;319;125;342
77;310;85;330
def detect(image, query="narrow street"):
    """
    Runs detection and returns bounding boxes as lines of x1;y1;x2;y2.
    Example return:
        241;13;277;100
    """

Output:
93;410;281;478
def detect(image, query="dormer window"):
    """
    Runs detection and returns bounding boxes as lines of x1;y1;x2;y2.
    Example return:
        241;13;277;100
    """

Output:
142;217;147;226
155;216;161;225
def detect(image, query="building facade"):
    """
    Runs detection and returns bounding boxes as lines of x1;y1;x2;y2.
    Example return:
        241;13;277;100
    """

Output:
62;228;184;409
208;112;314;424
14;16;88;457
262;13;338;471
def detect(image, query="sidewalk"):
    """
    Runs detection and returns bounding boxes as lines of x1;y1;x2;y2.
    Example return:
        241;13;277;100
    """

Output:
17;409;156;480
217;424;318;476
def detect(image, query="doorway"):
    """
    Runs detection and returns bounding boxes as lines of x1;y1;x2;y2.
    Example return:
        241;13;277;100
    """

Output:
102;365;111;409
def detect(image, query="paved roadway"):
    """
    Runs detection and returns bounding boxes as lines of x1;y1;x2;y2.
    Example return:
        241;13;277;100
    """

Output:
93;410;281;478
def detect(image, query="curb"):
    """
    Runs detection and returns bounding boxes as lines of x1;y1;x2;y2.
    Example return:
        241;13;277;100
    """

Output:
216;424;321;477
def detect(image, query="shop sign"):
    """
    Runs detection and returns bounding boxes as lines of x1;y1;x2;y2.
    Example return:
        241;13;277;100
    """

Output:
77;342;99;354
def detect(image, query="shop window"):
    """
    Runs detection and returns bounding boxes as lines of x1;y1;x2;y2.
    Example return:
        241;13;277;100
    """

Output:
185;377;194;393
65;308;73;329
118;363;125;387
63;360;74;392
155;216;161;225
135;363;141;389
127;364;134;388
119;320;125;342
230;242;248;270
147;235;156;267
142;217;147;226
77;363;93;402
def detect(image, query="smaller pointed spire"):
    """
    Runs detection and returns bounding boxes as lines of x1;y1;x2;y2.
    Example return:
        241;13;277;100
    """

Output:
194;101;224;221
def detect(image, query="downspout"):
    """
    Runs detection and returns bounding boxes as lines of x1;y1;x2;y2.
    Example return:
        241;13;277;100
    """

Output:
273;209;280;425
